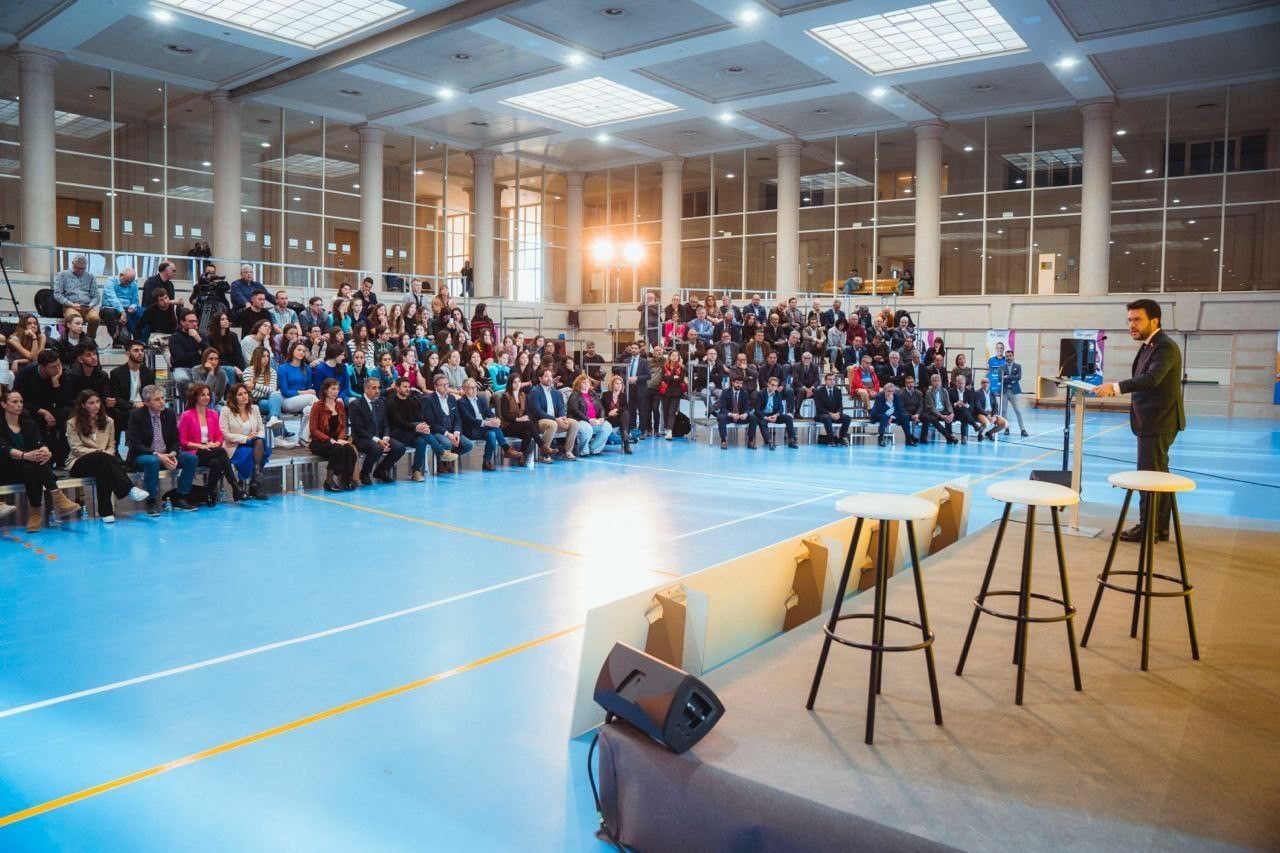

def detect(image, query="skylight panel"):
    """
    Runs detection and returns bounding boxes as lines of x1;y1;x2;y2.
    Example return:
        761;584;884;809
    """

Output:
0;98;122;140
157;0;410;48
501;77;680;128
808;0;1027;75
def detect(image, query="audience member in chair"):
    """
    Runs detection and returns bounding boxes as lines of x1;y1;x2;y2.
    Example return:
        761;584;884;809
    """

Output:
14;350;70;463
869;383;910;446
2;389;81;532
814;371;850;445
973;377;1008;440
528;368;579;461
423;373;473;473
716;374;757;449
899;374;925;446
349;377;405;485
169;310;208;394
601;374;632;455
309;378;357;492
108;341;154;439
191;348;229;405
221;384;270;500
178;382;241;505
754;376;797;450
498;374;542;463
51;313;91;365
279;342;318;441
127;385;198;515
947;374;981;443
848;354;881;410
567;374;613;457
67;390;150;522
791;351;821;408
922;352;949;390
460;378;522;470
922;373;959;445
387;376;442;480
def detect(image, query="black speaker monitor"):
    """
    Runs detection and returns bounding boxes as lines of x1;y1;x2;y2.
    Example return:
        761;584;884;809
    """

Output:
594;642;725;754
568;309;580;328
1058;338;1096;378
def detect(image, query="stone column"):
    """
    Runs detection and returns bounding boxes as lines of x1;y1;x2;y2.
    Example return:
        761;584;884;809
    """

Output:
1079;100;1115;296
357;124;385;280
565;171;584;306
912;119;945;299
209;90;242;267
660;158;683;295
774;140;802;294
15;46;60;276
469;150;496;298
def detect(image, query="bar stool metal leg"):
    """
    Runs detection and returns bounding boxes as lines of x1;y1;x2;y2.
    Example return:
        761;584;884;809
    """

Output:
1131;495;1152;639
957;502;1012;676
1014;505;1036;705
866;519;889;743
1082;488;1133;647
1171;497;1200;660
906;520;943;726
1141;497;1157;671
1050;506;1083;691
806;517;865;710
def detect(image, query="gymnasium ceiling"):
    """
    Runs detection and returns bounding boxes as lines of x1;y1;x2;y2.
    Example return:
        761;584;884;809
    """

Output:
3;0;1279;172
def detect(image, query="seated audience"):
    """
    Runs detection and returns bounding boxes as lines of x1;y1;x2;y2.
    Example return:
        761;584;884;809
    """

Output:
791;351;821;407
754;375;797;450
497;374;542;463
178;382;241;504
236;290;273;337
459;378;522;470
716;375;757;449
108;340;155;439
314;343;352;400
601;374;632;455
138;290;180;341
899;374;925;446
14;350;69;463
241;318;274;366
1;388;81;532
208;312;246;375
101;267;141;344
869;383;909;447
948;373;981;442
191;348;229;404
66;389;151;521
847;354;882;409
54;254;103;339
229;265;271;312
126;385;199;514
278;342;318;440
51;313;91;364
922;373;959;445
221;383;270;500
348;376;406;485
527;367;579;461
169;310;208;392
387;376;442;480
813;371;850;445
567;374;613;457
972;377;1008;440
308;378;358;492
422;373;473;473
952;353;973;388
7;313;46;372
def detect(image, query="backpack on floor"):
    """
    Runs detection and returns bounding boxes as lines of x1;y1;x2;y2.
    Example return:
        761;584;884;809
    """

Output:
34;288;62;319
671;411;691;438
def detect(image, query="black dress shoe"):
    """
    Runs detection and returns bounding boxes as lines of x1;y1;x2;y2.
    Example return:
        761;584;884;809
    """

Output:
374;471;395;483
145;498;162;517
324;480;343;493
877;436;886;447
360;474;373;486
786;441;798;449
623;446;633;455
746;441;756;449
171;495;198;512
1120;525;1169;542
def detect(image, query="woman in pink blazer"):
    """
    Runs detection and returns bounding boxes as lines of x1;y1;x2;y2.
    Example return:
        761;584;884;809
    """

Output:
177;382;241;505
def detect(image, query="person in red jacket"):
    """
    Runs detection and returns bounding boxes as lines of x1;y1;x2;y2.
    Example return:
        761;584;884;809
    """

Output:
846;354;882;410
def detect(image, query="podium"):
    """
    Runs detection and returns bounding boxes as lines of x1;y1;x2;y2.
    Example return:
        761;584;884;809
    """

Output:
1036;376;1103;538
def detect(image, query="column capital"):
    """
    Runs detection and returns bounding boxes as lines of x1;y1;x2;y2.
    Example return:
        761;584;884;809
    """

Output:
660;157;684;173
1078;98;1116;122
355;124;385;143
911;119;946;140
469;149;497;169
566;171;585;189
208;89;240;111
774;139;803;158
12;44;62;74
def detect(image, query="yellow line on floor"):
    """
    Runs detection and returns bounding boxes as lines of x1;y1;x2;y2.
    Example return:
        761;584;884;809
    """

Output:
300;493;587;558
971;423;1128;486
0;625;583;829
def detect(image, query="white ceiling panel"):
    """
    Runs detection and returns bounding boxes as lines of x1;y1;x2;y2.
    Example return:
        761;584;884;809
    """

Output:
1049;0;1271;39
371;29;563;92
411;108;555;146
896;63;1074;115
76;15;287;83
1092;22;1280;92
268;70;435;117
638;42;834;103
617;117;765;155
743;92;900;136
502;0;732;57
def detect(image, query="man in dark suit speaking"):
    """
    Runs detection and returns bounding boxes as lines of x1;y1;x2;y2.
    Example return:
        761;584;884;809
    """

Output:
1095;299;1185;542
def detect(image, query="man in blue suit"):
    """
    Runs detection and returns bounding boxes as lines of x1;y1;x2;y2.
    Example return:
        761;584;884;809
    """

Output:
458;378;522;471
869;383;909;447
754;375;797;450
528;367;580;460
617;342;650;440
422;372;474;472
813;371;850;445
715;374;757;449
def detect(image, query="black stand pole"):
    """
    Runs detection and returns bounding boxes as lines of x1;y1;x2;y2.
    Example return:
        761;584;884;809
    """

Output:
1061;384;1072;471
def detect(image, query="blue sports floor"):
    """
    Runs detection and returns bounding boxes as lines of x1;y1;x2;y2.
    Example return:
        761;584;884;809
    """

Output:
1;409;1277;850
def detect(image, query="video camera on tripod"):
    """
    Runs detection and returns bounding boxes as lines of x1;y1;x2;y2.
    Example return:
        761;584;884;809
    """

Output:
0;224;21;338
192;271;231;332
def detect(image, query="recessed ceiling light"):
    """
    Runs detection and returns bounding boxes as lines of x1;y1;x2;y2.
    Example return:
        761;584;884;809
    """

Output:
567;52;585;66
1144;168;1154;174
292;196;301;202
502;77;680;128
718;112;734;122
415;169;424;175
725;66;745;74
601;7;626;16
956;211;964;216
1059;205;1068;211
164;44;194;55
1172;198;1180;204
339;89;362;96
152;8;174;23
996;229;1004;234
452;53;471;62
802;195;810;202
469;120;489;127
151;0;409;48
1187;219;1196;224
105;191;115;197
1014;178;1024;185
151;177;160;183
725;172;735;179
972;83;995;93
835;159;844;166
1055;57;1078;70
870;87;887;98
353;183;360;189
259;141;270;148
437;87;454;99
257;118;272;125
596;133;610;142
963;145;974;152
201;160;211;167
813;108;830;115
808;0;1027;75
682;130;699;136
1115;129;1127;136
1202;236;1210;240
738;7;760;24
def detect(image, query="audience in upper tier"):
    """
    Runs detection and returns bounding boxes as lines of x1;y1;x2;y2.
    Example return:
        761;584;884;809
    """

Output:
3;268;1047;526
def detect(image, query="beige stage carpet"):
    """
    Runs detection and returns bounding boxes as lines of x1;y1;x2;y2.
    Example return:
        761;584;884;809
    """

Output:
690;513;1280;851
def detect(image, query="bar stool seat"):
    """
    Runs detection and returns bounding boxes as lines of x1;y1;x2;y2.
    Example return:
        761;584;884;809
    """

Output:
1082;470;1199;671
808;492;942;744
956;479;1083;705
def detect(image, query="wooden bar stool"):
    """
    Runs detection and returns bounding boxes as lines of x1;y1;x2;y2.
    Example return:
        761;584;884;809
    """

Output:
956;480;1083;705
1081;471;1199;671
806;493;943;745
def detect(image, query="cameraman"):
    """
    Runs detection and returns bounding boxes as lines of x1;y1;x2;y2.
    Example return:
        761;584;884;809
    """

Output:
230;264;270;312
192;262;230;333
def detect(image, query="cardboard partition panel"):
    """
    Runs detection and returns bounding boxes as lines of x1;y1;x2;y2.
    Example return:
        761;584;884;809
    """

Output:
569;477;970;737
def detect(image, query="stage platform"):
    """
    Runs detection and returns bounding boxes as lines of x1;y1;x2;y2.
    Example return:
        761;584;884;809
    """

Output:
0;409;1276;849
599;512;1280;851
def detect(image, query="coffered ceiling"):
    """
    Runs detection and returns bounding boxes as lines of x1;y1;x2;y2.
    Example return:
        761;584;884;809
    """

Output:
4;0;1278;172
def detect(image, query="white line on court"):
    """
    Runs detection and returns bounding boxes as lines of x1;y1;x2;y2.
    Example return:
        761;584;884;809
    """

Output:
0;569;561;721
588;457;838;491
667;490;846;542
